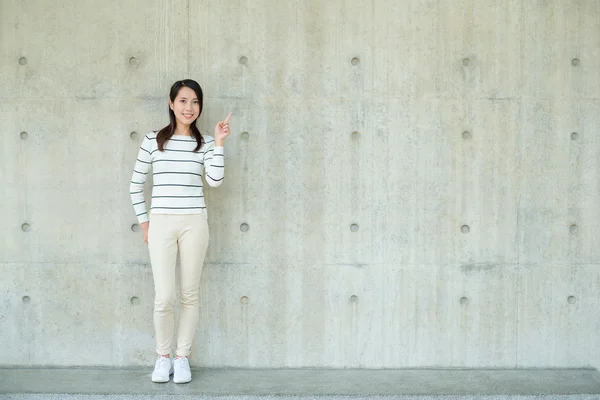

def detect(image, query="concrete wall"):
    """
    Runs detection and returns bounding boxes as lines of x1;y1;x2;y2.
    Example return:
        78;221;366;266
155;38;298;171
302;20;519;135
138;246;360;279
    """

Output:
1;0;599;368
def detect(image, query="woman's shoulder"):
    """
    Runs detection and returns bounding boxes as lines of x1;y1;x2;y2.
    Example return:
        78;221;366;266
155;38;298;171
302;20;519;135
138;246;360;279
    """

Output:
145;131;159;140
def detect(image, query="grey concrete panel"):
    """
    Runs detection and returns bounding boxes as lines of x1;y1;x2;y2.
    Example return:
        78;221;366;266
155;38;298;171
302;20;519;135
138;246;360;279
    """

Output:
516;264;600;367
190;0;525;101
0;263;155;367
0;0;189;99
372;98;519;265
200;98;520;266
2;262;522;368
177;263;517;368
518;100;600;264
385;0;524;100
0;98;166;264
522;0;600;99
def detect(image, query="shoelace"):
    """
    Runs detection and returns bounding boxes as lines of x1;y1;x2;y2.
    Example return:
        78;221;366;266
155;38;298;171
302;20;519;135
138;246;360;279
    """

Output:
174;357;189;367
156;357;171;368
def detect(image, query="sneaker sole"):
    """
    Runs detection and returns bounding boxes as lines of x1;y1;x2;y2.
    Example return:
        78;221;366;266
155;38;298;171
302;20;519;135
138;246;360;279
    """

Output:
173;377;192;384
152;369;173;383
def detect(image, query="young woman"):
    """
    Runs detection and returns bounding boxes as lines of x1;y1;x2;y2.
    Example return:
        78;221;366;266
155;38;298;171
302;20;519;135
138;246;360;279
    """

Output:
129;79;231;384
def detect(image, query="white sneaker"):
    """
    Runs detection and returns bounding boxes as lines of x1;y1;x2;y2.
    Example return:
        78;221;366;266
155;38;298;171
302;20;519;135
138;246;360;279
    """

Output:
151;356;173;383
173;356;192;383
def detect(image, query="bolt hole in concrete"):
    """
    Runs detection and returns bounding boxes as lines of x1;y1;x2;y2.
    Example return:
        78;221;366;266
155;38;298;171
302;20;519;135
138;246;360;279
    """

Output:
351;131;360;139
460;297;468;305
129;56;138;66
240;223;249;232
239;56;248;65
240;131;249;141
572;58;580;66
571;132;579;140
462;131;471;139
461;225;470;233
20;131;28;140
570;224;578;234
21;223;31;232
351;57;360;66
462;58;471;67
130;131;138;140
350;223;359;232
22;296;31;304
568;296;576;304
19;56;27;65
130;297;140;306
131;223;140;232
241;296;249;304
350;295;358;303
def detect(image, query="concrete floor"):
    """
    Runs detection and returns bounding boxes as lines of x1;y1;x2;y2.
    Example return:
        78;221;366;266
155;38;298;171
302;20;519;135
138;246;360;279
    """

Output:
2;367;600;399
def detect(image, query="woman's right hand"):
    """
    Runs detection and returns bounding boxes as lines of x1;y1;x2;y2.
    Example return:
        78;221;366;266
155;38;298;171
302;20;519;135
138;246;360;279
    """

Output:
141;222;149;244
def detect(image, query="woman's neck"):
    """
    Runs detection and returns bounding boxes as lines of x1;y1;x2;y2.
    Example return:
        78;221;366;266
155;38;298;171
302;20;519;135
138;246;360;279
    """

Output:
174;125;192;136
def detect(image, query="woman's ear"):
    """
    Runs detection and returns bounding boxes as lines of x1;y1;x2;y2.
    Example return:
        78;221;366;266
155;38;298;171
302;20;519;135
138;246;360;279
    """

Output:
169;100;174;111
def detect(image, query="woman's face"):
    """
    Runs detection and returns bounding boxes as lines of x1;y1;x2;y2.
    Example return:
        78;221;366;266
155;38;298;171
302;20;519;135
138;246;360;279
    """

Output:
169;86;201;129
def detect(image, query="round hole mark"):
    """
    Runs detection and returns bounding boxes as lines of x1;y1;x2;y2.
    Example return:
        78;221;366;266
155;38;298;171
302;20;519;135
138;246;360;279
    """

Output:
571;132;579;140
462;58;471;67
20;131;28;140
462;131;472;139
572;58;580;67
570;224;578;234
239;56;248;65
350;295;359;303
131;224;140;232
350;224;359;232
567;296;576;304
18;57;27;65
130;131;138;140
21;223;30;232
351;131;360;139
241;296;249;304
129;57;139;66
22;296;31;304
130;297;140;306
351;57;360;66
240;131;249;141
460;297;468;305
461;225;470;234
240;223;249;232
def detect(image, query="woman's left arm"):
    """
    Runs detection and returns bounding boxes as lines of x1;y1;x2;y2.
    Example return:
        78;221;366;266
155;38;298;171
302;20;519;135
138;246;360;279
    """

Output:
204;112;232;187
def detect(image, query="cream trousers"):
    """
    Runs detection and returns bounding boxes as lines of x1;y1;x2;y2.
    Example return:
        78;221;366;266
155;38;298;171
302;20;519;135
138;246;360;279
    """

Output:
147;212;209;357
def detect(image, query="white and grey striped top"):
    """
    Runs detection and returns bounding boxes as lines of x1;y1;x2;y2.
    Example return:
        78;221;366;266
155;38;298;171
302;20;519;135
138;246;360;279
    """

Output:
129;131;224;223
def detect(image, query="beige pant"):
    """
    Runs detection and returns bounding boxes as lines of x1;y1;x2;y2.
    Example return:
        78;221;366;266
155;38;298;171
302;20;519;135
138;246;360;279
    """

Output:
148;212;209;357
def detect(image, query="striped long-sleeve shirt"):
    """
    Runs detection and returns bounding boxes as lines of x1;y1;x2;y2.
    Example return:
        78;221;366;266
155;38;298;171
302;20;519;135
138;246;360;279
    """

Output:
129;132;224;224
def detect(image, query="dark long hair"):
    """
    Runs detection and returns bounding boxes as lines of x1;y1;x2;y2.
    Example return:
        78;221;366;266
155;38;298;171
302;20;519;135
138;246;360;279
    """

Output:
156;79;204;152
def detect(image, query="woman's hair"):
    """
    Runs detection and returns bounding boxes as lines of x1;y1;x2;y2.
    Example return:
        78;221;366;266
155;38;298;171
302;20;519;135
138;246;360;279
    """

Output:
156;79;204;152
